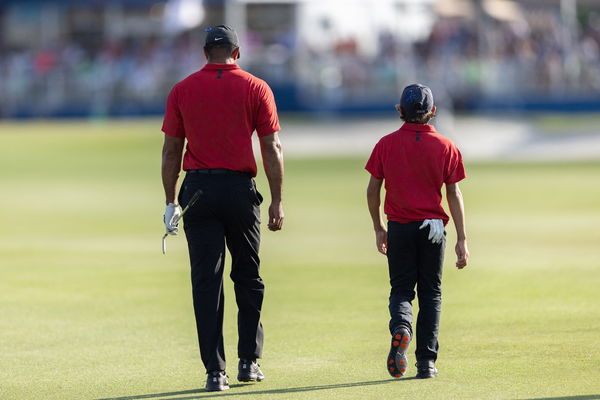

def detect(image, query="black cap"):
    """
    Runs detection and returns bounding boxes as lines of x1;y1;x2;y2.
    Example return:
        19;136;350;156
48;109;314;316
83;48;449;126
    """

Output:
204;25;239;48
400;84;434;118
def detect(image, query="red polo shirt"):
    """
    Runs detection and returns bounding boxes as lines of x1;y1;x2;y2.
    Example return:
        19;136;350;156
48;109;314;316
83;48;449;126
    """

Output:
365;123;466;225
162;63;280;177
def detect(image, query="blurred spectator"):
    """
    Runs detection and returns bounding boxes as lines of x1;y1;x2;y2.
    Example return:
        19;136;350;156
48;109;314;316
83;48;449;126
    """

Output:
1;2;600;117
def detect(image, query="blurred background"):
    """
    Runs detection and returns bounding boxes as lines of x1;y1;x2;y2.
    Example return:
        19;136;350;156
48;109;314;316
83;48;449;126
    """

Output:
2;0;600;118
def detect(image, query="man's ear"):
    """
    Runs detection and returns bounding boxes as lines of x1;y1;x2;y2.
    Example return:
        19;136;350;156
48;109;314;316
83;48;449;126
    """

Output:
232;47;240;60
431;105;437;114
203;48;209;60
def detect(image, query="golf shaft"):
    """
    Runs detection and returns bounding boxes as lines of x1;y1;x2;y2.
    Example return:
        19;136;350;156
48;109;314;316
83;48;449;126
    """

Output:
162;189;203;255
179;189;203;220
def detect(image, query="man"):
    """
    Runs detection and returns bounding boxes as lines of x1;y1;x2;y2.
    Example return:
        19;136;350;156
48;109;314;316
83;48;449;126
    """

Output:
161;25;284;392
365;84;468;379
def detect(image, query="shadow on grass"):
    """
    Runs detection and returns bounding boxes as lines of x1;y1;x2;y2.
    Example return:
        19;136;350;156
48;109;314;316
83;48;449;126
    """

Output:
518;396;600;400
96;378;407;400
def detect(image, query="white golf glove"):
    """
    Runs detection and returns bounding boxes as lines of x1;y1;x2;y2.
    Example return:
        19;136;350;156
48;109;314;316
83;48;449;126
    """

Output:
419;219;445;244
164;203;181;235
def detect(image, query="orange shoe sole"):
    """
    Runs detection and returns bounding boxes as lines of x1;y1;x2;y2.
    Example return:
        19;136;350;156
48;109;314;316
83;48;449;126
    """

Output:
386;330;411;378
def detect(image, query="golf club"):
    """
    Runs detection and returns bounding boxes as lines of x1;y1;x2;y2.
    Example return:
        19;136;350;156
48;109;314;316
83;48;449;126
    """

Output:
162;189;203;254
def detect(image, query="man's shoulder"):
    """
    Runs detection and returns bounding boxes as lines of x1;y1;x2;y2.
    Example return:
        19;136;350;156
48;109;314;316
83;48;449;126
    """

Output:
176;67;270;88
172;70;203;88
237;69;272;89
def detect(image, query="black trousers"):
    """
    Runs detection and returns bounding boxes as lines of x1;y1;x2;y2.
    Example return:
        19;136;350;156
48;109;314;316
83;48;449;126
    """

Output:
179;172;264;373
387;220;445;362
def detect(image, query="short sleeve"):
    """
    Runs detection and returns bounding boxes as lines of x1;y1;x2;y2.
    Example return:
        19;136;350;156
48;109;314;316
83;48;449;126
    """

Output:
162;85;185;138
255;83;281;137
444;145;466;184
365;142;384;179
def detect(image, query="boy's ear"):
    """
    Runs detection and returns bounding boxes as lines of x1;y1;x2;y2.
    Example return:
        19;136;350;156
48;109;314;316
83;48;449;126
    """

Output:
395;104;402;112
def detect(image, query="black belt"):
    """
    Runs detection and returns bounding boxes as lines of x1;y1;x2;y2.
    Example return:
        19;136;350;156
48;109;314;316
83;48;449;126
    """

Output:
186;168;249;176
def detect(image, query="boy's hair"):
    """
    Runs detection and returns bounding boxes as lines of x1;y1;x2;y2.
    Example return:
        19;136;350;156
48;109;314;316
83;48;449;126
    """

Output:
401;109;436;124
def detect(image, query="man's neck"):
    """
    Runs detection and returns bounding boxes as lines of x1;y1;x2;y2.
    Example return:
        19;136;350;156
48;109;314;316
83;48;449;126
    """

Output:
207;58;236;64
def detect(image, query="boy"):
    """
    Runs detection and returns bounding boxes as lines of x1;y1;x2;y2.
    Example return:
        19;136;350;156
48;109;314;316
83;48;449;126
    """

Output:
365;84;469;379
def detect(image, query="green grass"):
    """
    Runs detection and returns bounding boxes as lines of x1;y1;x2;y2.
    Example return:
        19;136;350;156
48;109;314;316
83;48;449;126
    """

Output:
1;119;600;400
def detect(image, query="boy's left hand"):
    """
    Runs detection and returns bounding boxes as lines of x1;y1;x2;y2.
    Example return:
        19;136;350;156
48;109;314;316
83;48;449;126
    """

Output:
375;228;388;255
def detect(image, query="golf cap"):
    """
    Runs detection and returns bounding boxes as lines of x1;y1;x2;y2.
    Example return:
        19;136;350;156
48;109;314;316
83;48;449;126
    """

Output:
204;25;240;48
400;84;434;118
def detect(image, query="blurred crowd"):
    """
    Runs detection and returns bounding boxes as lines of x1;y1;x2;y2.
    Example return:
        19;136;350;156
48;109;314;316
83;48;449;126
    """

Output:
298;8;600;107
0;33;205;117
424;9;600;99
1;6;600;116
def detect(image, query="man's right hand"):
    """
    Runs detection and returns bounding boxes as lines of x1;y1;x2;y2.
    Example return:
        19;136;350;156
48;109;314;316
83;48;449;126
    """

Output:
259;133;284;232
164;203;181;235
268;201;284;231
455;239;469;269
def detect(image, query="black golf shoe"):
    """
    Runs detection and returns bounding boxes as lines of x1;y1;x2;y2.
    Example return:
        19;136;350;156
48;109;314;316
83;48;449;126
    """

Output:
415;360;439;379
205;370;229;391
386;328;411;378
237;359;264;382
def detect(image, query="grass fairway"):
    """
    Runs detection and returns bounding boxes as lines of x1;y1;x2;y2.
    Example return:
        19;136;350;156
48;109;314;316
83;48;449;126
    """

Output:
1;119;599;400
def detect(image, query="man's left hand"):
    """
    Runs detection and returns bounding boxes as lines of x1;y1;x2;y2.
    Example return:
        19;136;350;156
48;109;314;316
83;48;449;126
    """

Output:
164;203;181;235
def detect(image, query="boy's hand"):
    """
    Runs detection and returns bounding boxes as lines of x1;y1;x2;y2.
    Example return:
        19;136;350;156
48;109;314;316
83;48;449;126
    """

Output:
375;228;388;255
455;239;469;269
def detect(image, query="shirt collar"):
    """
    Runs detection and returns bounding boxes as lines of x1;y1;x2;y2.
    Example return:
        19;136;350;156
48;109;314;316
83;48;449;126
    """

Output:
400;122;437;133
202;63;240;71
